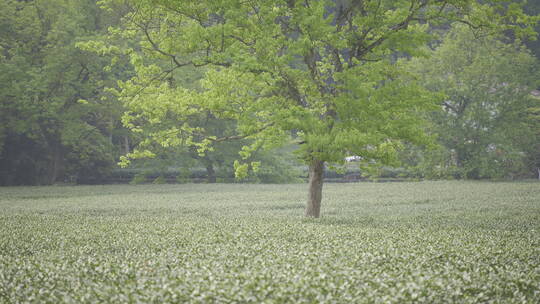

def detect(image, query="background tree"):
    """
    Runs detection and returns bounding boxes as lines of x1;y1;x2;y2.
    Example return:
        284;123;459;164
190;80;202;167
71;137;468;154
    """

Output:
409;24;540;179
0;0;130;185
523;0;540;60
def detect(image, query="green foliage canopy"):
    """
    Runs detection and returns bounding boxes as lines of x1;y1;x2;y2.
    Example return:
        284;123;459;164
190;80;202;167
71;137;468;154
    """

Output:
106;0;538;178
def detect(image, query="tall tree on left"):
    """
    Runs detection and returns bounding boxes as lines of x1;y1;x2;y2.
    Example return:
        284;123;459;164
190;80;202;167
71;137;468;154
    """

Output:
0;0;130;185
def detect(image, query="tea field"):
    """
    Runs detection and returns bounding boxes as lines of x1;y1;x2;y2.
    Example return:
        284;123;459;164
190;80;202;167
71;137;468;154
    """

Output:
1;181;539;303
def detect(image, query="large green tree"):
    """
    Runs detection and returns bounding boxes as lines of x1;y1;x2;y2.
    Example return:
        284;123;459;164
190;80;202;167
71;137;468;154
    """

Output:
105;0;537;217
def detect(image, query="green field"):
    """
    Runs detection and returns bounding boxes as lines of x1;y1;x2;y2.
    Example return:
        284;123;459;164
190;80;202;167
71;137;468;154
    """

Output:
1;181;539;303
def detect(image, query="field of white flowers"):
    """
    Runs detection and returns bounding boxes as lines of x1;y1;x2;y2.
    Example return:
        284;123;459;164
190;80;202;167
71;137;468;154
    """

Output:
1;181;539;303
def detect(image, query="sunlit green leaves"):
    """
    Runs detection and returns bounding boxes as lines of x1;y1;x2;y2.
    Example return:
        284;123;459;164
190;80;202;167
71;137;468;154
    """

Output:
102;0;535;173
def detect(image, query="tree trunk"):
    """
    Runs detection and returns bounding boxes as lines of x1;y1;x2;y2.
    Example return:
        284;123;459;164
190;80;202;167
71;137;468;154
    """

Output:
124;136;130;155
206;163;216;183
46;142;64;185
305;159;324;218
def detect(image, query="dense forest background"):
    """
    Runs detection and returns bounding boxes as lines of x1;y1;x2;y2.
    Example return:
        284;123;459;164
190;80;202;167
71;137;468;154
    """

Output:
0;0;539;186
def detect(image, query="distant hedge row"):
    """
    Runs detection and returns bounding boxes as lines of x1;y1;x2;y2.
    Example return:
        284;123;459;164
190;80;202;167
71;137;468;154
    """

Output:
78;166;420;185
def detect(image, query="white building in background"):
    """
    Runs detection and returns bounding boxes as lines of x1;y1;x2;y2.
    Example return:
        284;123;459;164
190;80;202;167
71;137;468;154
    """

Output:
345;156;362;162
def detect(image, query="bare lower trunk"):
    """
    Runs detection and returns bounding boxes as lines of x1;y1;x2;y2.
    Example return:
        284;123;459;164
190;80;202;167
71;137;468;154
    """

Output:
46;143;64;185
305;159;324;218
124;136;130;155
206;163;216;183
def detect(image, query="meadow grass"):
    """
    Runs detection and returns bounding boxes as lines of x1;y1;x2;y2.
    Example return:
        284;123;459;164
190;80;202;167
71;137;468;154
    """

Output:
0;181;539;303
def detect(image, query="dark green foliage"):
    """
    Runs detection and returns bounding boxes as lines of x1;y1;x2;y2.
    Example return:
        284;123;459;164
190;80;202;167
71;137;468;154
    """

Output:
408;24;540;179
1;182;539;302
0;0;129;185
523;1;540;60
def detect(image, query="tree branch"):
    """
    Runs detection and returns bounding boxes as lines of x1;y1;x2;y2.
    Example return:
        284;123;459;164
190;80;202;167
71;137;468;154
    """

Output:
210;123;276;143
